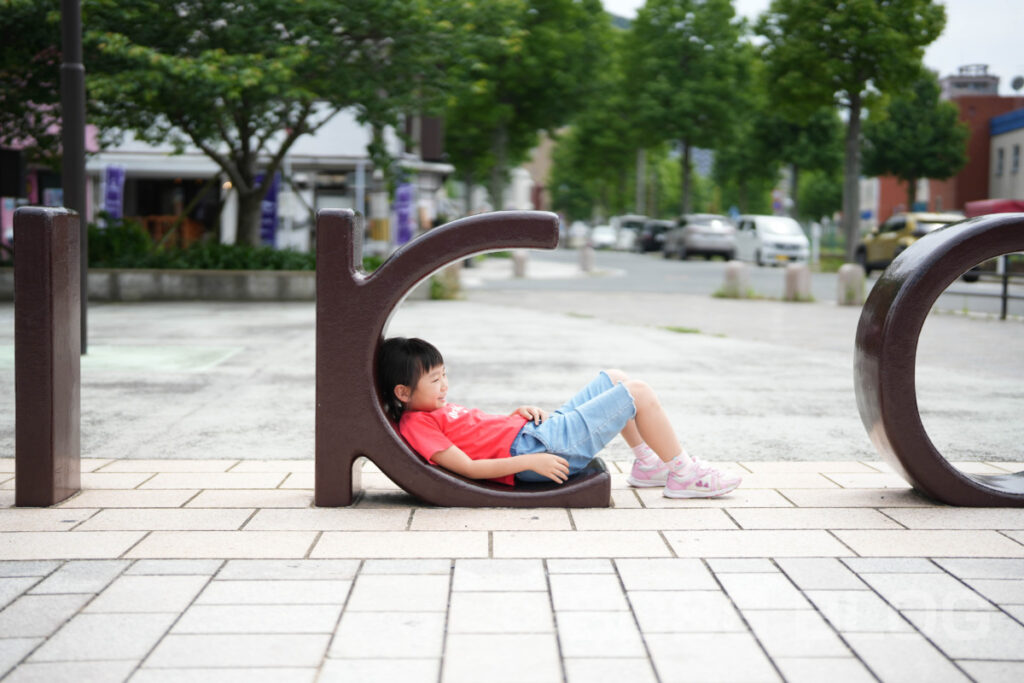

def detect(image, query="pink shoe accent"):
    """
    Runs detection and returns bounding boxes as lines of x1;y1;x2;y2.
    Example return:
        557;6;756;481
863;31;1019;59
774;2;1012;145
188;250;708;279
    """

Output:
626;455;670;487
663;458;741;498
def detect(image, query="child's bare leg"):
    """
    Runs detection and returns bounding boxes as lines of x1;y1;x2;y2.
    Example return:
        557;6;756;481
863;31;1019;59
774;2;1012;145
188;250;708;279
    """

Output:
604;369;645;448
624;379;688;464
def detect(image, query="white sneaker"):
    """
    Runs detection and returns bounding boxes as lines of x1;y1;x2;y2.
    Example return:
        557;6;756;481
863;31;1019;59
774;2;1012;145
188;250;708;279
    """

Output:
663;458;742;498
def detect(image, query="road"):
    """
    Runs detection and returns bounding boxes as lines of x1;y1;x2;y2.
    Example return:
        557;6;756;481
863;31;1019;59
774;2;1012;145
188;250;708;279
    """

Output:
470;247;1024;318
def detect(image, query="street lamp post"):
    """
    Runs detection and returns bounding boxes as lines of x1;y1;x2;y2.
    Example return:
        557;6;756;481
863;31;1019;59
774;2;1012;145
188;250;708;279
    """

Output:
60;0;87;353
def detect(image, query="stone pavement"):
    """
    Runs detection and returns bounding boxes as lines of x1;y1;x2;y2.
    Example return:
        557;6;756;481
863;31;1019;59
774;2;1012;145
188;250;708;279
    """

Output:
0;273;1023;681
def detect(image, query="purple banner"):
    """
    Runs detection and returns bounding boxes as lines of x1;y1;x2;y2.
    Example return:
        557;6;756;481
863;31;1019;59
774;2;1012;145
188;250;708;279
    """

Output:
394;182;414;245
258;172;281;246
104;165;126;219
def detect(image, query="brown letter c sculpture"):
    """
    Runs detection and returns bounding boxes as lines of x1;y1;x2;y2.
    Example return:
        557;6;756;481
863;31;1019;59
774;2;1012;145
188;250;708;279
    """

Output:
855;212;1024;506
314;209;611;507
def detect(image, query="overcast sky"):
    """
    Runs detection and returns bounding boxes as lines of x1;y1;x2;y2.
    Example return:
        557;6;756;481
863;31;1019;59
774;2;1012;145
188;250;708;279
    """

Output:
602;0;1024;95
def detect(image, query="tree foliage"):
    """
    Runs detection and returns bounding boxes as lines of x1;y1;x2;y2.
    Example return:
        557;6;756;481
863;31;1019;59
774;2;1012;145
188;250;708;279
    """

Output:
758;0;946;259
862;71;967;208
84;0;456;245
627;0;748;214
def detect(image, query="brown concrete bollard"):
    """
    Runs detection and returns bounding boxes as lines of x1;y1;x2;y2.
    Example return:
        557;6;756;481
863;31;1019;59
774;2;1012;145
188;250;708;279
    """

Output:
720;260;750;298
783;263;812;301
837;263;866;305
512;250;528;278
14;207;82;506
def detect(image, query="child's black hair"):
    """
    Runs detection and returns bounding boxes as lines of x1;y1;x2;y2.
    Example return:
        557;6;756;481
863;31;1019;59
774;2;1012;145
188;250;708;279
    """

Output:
378;337;445;422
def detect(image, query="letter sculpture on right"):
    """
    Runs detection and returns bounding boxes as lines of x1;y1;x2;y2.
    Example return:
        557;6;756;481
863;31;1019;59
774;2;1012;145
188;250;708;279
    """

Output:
855;212;1024;506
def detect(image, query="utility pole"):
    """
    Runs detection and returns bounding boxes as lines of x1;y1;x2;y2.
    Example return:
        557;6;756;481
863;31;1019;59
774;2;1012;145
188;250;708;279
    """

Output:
61;0;87;352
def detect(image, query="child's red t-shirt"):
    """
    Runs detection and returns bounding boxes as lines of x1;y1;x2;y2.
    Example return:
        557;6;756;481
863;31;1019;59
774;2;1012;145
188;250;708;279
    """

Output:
399;404;528;486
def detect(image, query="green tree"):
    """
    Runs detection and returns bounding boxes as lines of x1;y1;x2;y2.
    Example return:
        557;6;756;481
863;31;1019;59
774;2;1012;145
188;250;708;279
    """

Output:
0;0;63;168
758;0;945;260
627;0;748;215
862;71;968;209
443;0;608;210
84;0;456;245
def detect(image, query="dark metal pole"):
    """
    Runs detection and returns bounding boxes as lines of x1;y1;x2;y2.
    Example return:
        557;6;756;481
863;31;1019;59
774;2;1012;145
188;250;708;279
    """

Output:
1001;255;1009;321
60;0;87;353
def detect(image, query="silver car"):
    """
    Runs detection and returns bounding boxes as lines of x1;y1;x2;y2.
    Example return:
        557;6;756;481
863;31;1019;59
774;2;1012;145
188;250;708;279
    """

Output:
662;214;736;260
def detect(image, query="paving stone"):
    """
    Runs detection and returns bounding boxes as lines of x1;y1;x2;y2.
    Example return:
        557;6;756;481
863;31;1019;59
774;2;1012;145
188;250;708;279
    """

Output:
615;558;718;590
131;668;316;683
452;559;546;591
964;579;1024;604
79;472;154;489
775;558;866;590
556;611;646;657
218;559;359;580
717;572;810;609
549;573;627;611
230;460;315;473
841;557;941;573
957;661;1024;683
665;530;851;557
184;490;312;508
629;590;746;633
0;593;94;637
0;577;37;610
448;591;553;633
736;473;841;489
125;531;317;559
903;609;1024;660
77;508;253;531
739;461;877;473
360;559;452;575
30;612;177;661
773;657;876;683
173;604;342;634
781;488;939;508
346;574;450;611
824;473;912;489
0;638;42;678
319;659;438;683
244;508;409;531
637;488;794;508
743;610;850;657
101;459;239;473
56;490;199;508
85;575;208;613
834;530;1024;557
144;633;330;668
646;632;780;683
196;579;352;605
493;531;670;558
5;660;139;683
442;633;561;683
140;473;286;489
312;531;487;558
727;507;902;530
0;459;13;473
80;459;115;472
547;559;613;574
569;508;736;530
0;561;59;578
126;560;224;576
804;590;913;633
706;559;777;573
0;532;146;560
0;509;98;532
844;632;970;682
328;611;445;658
409;508;571;531
610;490;643;508
881;508;1024;530
860;572;994;611
563;658;657;683
30;560;130;594
936;558;1024;579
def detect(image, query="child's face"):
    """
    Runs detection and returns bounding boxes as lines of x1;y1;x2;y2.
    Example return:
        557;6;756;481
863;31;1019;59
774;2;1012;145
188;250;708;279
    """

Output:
400;364;448;412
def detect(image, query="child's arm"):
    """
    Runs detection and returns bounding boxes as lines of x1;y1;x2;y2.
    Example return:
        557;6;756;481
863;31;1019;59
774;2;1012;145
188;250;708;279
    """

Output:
432;446;569;483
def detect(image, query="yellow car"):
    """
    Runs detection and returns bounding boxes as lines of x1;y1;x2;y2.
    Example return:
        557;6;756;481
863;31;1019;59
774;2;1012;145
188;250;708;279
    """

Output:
855;212;963;275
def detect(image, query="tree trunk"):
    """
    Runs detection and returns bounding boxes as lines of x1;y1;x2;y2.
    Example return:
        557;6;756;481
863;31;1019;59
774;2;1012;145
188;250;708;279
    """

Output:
841;95;863;262
789;163;800;219
236;189;264;247
906;177;918;210
635;148;646;215
463;170;474;215
680;141;692;215
489;124;508;210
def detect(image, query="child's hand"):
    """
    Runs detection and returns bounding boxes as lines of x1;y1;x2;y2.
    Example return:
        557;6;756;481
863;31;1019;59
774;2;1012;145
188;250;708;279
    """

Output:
527;453;570;484
513;405;549;424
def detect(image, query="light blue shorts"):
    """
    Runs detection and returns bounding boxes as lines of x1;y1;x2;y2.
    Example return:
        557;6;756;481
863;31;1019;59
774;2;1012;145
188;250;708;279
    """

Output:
509;371;636;483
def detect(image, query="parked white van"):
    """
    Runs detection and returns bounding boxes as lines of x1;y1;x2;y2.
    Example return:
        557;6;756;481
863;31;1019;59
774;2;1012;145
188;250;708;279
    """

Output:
734;215;810;266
